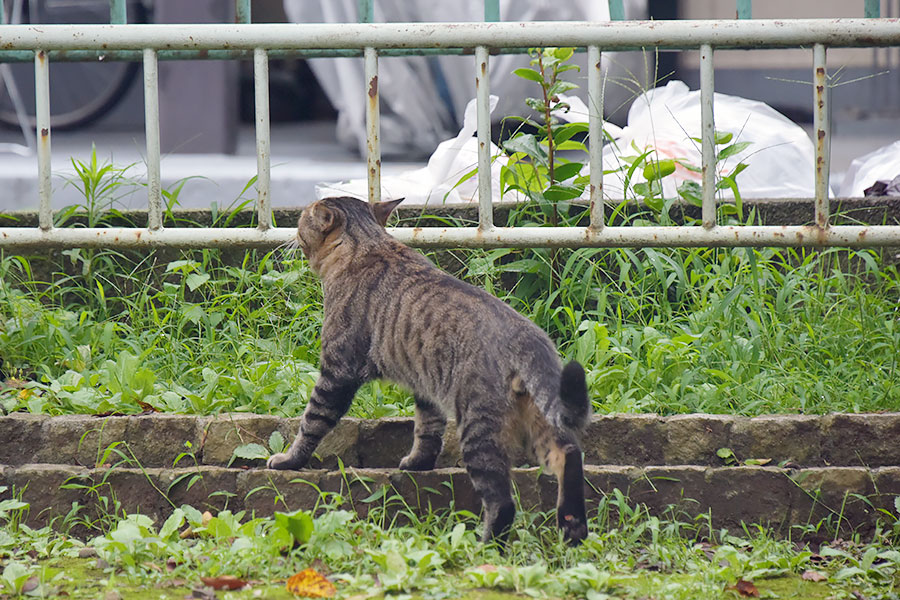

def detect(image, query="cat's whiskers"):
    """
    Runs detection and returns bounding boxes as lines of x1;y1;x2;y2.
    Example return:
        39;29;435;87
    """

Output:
272;237;302;270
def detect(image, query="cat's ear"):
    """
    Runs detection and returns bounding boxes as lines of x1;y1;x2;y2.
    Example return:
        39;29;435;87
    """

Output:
372;198;404;227
311;202;342;234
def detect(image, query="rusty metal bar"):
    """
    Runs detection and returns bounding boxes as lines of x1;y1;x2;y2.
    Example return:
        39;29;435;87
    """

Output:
2;225;899;250
700;43;716;229
254;48;271;229
143;48;162;231
35;50;52;231
364;46;381;204
1;21;898;52
813;43;830;228
588;45;604;230
475;45;493;230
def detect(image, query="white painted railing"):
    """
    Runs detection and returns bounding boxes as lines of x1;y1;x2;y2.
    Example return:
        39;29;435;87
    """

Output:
1;18;899;249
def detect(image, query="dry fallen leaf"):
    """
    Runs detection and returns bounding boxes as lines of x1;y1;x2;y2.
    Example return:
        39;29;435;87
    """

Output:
199;575;248;591
136;400;159;413
727;578;760;597
21;576;40;593
475;564;498;573
286;568;336;598
201;511;214;526
801;570;828;582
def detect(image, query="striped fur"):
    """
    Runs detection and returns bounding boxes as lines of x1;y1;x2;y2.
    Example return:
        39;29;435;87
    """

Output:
266;197;590;544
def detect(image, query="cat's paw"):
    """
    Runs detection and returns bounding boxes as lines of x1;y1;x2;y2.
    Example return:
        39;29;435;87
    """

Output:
558;510;588;545
267;452;304;470
398;453;437;471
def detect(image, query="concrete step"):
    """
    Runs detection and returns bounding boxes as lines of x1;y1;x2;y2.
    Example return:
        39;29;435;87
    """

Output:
3;413;900;470
2;462;898;535
4;414;898;534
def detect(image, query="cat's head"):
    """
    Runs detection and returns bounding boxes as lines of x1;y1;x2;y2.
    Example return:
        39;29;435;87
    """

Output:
296;196;404;269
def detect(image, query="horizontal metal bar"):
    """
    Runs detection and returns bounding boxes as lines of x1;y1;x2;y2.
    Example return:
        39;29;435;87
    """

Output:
0;47;543;63
1;225;898;249
0;20;897;53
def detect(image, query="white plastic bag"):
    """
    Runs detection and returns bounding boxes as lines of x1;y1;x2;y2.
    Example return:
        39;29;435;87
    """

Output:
838;140;900;197
283;0;647;158
589;81;821;199
316;96;521;205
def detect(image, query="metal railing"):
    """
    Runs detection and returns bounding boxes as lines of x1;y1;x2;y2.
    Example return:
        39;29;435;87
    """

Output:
1;10;899;249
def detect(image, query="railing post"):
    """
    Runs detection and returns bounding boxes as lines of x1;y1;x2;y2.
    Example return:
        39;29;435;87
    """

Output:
608;0;625;20
357;0;374;23
364;47;381;204
484;0;499;22
864;0;880;18
254;48;271;230
588;45;604;230
109;0;126;24
143;48;162;231
700;43;716;229
813;43;830;228
736;0;752;19
235;0;251;24
35;49;52;231
475;45;493;230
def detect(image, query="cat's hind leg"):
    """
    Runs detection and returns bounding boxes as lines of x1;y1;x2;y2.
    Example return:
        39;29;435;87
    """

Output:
457;412;516;544
399;396;447;471
267;370;360;471
532;426;588;545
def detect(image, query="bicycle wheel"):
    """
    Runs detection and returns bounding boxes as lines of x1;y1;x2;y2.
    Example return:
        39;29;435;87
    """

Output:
0;0;148;131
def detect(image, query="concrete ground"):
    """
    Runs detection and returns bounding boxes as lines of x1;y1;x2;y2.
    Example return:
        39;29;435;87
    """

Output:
0;116;898;214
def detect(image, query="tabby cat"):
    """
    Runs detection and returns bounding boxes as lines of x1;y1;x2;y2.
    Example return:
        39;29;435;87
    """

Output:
267;196;590;544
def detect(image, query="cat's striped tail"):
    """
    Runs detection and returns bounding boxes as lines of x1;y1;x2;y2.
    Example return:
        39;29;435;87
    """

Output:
559;361;590;431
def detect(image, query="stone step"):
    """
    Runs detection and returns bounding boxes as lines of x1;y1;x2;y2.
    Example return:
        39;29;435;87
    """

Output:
3;413;900;470
2;463;898;536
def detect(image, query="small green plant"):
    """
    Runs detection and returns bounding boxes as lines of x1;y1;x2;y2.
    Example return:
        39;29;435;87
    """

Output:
502;47;588;227
230;429;285;465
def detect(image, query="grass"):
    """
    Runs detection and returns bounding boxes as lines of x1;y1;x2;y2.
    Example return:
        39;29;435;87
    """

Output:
1;198;898;418
1;480;899;599
1;147;899;598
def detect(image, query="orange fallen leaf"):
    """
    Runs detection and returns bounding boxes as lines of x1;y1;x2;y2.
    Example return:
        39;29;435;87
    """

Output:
199;575;248;590
727;579;760;597
286;568;336;598
801;570;828;582
136;400;159;413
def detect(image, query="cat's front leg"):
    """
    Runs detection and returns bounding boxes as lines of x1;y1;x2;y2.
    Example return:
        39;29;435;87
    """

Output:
268;372;360;470
399;396;447;471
